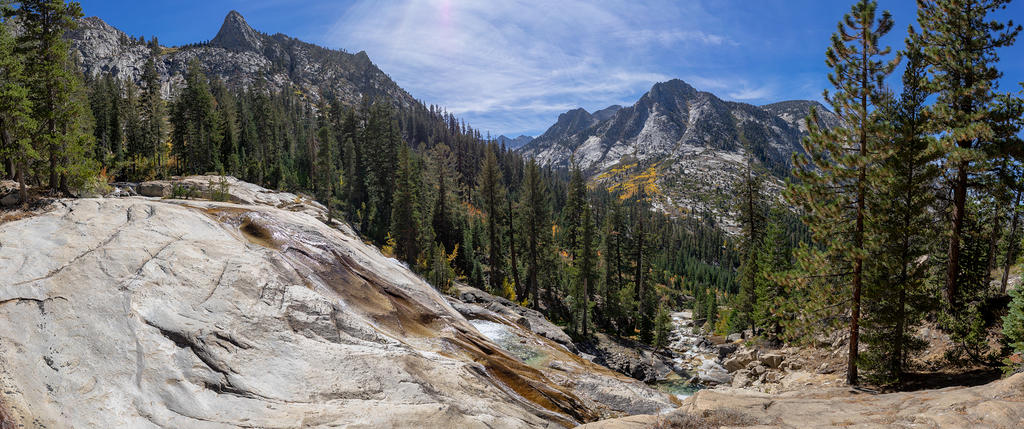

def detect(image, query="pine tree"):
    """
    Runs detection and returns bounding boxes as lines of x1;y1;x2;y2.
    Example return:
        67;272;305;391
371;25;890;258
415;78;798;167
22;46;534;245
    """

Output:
123;80;145;178
478;148;505;294
601;198;629;332
314;115;337;221
861;39;938;385
571;202;597;337
652;297;673;349
170;59;216;174
562;167;587;251
140;57;165;177
361;102;400;243
633;186;653;342
914;0;1021;309
731;155;767;334
520;160;550;309
753;209;793;343
785;0;898;385
0;0;36;204
18;0;95;192
390;144;422;267
1003;286;1024;371
431;144;460;252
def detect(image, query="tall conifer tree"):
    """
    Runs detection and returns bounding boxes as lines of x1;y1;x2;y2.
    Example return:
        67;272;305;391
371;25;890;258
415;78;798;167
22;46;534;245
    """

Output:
0;0;36;204
862;38;938;385
786;0;897;385
914;0;1021;308
18;0;94;192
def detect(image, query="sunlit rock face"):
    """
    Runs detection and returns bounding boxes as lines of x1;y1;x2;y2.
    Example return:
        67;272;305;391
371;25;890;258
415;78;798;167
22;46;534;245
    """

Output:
0;178;672;428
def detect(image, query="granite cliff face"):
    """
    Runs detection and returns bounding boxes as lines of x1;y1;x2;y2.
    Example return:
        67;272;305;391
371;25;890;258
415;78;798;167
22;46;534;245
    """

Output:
68;11;416;106
520;80;839;224
0;177;672;428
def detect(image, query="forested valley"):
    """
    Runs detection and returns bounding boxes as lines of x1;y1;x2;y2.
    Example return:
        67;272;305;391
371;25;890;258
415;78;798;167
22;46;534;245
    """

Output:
2;0;1024;393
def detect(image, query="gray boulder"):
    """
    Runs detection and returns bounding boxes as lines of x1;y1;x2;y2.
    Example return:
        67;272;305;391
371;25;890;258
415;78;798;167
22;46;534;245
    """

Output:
723;348;759;373
137;180;172;197
760;353;785;369
0;191;19;207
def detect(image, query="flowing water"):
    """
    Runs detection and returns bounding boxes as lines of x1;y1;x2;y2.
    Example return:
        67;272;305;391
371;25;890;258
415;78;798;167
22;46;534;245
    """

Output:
469;319;547;366
659;310;732;397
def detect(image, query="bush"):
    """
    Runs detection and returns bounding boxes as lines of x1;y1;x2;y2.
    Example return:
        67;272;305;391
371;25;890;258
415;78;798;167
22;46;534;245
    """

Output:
171;183;196;199
1003;287;1024;374
208;177;231;202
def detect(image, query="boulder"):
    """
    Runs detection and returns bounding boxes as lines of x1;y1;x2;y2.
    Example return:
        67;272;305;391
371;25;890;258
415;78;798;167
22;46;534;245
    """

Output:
0;191;19;207
716;342;738;360
723;348;758;372
580;333;680;384
748;363;766;377
727;333;742;342
760;353;784;369
137;180;172;197
731;370;753;388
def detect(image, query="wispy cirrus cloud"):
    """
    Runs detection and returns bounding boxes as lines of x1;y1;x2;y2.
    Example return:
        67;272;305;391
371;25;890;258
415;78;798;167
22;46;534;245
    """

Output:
327;0;733;135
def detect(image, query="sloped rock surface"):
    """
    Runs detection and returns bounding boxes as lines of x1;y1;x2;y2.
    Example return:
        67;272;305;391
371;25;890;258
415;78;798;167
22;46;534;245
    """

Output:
579;373;1024;428
448;286;675;416
0;193;657;428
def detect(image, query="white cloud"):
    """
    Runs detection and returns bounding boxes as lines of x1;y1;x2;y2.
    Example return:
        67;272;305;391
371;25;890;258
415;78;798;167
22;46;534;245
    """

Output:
325;0;730;135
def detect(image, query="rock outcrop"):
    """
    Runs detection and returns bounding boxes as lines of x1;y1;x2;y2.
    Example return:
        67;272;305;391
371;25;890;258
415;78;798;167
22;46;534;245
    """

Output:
448;286;675;416
579;373;1024;428
0;178;671;428
578;334;682;384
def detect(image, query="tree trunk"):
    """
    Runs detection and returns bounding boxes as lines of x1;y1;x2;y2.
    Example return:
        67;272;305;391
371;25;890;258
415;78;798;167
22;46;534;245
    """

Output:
849;176;864;386
635;209;645;332
582;276;589;337
507;197;523;300
985;207;1004;288
1001;189;1022;294
946;164;968;308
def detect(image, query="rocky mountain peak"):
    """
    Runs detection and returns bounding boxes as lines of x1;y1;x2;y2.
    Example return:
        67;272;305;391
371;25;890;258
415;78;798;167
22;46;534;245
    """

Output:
211;10;263;52
592;105;623;121
534;107;595;143
647;78;698;103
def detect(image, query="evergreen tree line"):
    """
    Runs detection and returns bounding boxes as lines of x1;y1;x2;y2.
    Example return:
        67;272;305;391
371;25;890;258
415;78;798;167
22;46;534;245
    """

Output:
725;0;1024;386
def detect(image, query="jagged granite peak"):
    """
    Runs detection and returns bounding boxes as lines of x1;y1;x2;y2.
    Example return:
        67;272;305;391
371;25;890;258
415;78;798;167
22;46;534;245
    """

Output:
495;134;534;150
211;10;263;53
519;79;839;229
535;108;595;144
761;99;842;134
592;105;623;122
68;13;415;108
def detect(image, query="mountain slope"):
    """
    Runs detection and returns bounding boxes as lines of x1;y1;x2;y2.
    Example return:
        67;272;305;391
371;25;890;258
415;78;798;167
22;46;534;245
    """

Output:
69;11;416;106
520;79;838;225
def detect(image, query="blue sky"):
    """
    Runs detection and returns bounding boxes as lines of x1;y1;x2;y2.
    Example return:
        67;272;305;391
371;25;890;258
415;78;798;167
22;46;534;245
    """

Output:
84;1;1023;137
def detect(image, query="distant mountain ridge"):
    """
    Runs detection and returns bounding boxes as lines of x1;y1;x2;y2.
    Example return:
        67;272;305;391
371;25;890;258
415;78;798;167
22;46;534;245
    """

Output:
495;134;534;150
519;79;839;225
68;10;416;107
